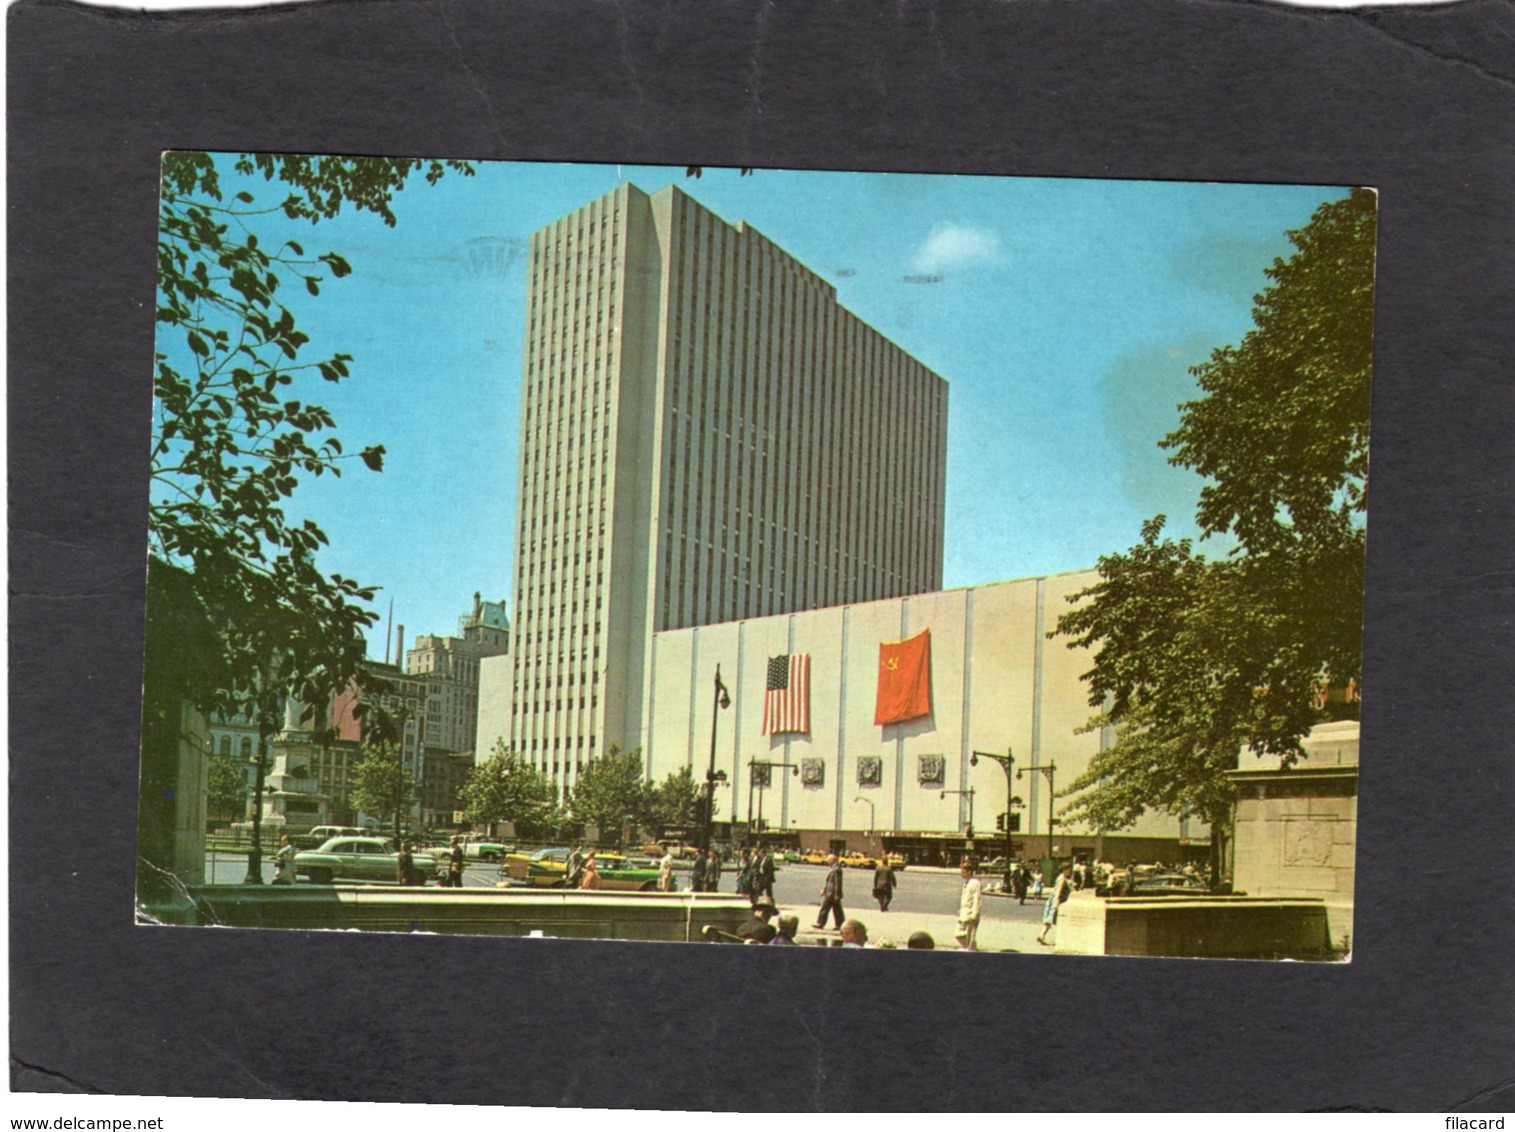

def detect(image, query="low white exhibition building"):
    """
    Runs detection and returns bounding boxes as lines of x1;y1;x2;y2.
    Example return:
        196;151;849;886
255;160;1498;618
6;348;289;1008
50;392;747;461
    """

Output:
481;569;1196;864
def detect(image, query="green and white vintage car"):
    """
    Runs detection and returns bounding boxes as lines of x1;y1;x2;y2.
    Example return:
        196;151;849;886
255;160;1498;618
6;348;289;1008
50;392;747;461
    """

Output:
293;837;442;885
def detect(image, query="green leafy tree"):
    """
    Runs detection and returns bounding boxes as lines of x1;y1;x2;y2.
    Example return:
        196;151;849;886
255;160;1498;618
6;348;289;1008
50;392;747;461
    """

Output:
345;740;417;840
570;746;653;847
150;151;473;722
1054;189;1376;880
206;753;249;817
648;765;702;832
145;151;470;879
459;742;563;840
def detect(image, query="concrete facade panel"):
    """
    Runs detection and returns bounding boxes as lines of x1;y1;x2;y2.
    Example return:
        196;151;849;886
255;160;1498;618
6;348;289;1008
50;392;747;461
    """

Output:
642;574;1187;846
475;654;513;759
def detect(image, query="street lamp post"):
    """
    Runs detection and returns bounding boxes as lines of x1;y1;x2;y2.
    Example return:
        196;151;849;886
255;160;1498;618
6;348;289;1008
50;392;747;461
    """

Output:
243;729;271;884
971;748;1018;883
391;698;416;844
1016;760;1059;880
751;760;799;843
853;795;876;835
940;787;977;839
701;665;731;852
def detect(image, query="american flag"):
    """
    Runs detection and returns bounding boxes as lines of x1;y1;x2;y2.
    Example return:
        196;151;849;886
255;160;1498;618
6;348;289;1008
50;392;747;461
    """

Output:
762;653;810;735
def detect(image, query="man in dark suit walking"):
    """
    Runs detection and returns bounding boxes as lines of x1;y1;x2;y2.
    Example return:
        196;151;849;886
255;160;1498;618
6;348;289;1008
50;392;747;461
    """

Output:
814;854;846;930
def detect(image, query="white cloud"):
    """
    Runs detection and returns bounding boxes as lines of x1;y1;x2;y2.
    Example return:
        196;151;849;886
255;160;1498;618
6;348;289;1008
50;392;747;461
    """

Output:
910;223;1001;274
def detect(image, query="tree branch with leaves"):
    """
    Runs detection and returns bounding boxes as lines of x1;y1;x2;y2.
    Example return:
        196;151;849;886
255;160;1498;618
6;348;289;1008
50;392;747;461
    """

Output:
150;151;473;722
1053;188;1376;876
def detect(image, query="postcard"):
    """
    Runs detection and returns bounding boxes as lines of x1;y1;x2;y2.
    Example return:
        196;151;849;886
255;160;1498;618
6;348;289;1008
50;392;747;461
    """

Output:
138;154;1372;961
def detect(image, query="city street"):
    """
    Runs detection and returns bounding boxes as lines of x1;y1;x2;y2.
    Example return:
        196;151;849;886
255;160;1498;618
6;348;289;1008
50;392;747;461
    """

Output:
759;861;1046;925
204;853;1046;924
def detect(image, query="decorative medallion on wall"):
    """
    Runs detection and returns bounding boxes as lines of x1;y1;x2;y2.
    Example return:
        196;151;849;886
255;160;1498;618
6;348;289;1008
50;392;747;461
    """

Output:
750;762;773;789
917;754;946;786
800;758;826;789
856;756;883;787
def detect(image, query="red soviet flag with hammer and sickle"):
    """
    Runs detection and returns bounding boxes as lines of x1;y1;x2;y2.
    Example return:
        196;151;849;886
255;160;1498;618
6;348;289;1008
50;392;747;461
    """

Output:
875;628;932;726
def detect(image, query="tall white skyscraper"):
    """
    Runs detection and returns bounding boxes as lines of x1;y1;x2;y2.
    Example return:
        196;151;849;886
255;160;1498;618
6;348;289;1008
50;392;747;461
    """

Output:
506;183;948;792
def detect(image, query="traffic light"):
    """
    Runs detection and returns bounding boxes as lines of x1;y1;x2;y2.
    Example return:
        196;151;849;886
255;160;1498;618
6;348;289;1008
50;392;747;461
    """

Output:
995;813;1007;832
1008;812;1021;833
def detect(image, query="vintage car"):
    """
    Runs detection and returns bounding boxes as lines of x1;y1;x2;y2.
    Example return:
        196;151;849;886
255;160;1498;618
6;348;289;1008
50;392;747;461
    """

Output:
883;853;907;871
1128;871;1209;897
799;850;831;865
462;839;512;862
500;846;570;884
290;825;372;851
516;850;662;891
293;837;440;885
839;851;878;869
585;854;662;891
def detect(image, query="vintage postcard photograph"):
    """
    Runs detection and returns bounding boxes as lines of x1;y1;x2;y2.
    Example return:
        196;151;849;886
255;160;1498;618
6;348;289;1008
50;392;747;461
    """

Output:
137;154;1372;960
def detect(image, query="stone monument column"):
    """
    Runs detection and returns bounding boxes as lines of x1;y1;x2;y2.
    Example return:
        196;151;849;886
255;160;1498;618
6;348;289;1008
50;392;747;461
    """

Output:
261;694;329;834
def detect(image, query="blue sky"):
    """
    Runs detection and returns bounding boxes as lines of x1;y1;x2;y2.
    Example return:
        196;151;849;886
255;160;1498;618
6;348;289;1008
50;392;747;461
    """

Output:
163;158;1346;658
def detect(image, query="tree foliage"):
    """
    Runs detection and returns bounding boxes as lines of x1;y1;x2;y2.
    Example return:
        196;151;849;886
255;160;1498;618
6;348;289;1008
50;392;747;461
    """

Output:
150;151;473;725
459;742;564;839
207;753;249;815
647;765;702;832
345;740;416;827
570;746;654;843
1055;189;1376;845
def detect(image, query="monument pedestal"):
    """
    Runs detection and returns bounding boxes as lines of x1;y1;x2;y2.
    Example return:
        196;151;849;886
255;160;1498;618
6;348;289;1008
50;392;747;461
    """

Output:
259;725;329;835
1227;720;1358;952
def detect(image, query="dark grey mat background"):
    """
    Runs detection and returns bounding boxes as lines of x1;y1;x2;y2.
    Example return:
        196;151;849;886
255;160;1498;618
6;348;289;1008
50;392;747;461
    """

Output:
9;0;1514;1112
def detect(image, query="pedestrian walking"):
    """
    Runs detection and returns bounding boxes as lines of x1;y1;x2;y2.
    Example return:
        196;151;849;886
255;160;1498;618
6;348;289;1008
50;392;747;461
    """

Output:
955;858;983;950
396;841;416;886
579;852;602;890
689;849;708;892
814;854;846;930
706;847;723;892
1012;863;1029;905
872;856;897;911
447;836;466;888
273;834;297;885
755;846;776;900
736;849;754;904
657;847;675;892
1037;862;1074;946
566;844;585;889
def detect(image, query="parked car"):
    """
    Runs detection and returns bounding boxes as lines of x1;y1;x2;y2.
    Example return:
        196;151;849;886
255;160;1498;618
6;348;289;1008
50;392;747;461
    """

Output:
884;853;907;871
799;850;830;865
840;851;878;869
293;837;440;885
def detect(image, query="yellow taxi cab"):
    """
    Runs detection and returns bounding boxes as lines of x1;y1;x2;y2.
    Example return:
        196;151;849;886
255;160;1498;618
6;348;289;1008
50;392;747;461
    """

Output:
800;850;830;865
839;851;878;869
